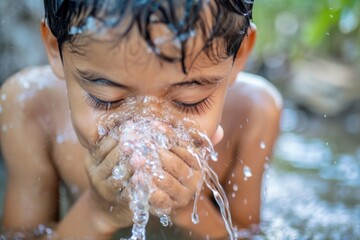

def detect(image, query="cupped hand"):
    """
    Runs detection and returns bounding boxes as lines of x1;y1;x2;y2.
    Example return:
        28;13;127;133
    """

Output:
148;124;224;218
84;134;134;228
149;144;202;217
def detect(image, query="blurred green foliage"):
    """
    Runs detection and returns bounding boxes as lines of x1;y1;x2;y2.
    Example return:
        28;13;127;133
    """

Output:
252;0;360;64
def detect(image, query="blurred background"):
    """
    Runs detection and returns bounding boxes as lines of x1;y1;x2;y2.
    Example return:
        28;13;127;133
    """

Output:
0;0;359;239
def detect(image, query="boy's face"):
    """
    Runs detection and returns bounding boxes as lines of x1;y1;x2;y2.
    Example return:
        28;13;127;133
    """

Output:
43;21;255;150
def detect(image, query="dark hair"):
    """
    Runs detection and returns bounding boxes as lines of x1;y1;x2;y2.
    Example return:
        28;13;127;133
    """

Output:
44;0;254;72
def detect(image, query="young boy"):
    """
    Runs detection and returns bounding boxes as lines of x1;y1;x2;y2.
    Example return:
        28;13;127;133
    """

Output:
0;0;281;239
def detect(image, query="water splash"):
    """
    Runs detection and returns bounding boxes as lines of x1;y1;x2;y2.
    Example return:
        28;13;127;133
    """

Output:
243;166;253;180
97;96;236;240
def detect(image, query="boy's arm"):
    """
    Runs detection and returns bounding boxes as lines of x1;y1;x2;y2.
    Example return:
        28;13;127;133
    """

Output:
225;75;282;229
0;75;60;229
0;72;126;239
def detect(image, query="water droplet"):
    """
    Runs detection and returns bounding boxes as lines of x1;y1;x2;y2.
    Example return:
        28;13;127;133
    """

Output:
260;141;266;149
233;184;239;192
98;125;107;136
191;212;200;224
56;135;64;144
231;192;236;198
160;214;170;227
45;228;54;235
330;14;334;18
112;165;127;180
210;151;218;161
243;166;252;178
155;133;170;149
324;114;327;118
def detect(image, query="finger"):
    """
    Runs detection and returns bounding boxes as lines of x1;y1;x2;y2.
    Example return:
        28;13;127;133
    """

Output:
180;118;207;147
84;152;97;176
158;148;195;176
105;171;133;203
108;167;131;191
154;171;192;204
100;148;134;180
92;134;118;165
168;146;201;171
97;146;120;179
149;189;172;214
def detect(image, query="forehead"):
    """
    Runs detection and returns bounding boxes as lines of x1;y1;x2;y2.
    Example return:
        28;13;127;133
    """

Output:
64;21;228;71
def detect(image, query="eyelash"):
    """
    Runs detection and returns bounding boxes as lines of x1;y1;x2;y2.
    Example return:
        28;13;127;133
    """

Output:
85;93;214;115
173;96;214;115
85;93;124;111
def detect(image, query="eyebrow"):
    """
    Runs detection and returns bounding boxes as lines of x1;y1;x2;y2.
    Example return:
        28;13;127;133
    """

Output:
173;75;223;87
74;67;128;89
74;67;223;88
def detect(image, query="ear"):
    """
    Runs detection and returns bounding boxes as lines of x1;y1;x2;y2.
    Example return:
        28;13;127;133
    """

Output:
228;23;257;86
40;19;65;79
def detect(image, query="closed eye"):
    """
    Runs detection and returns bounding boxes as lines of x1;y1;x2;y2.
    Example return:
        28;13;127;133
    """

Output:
85;93;124;111
173;96;214;115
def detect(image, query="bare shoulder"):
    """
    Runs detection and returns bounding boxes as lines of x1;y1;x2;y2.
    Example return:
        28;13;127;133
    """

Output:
0;65;66;134
0;66;63;227
222;72;282;140
224;72;282;121
227;72;282;113
220;73;283;228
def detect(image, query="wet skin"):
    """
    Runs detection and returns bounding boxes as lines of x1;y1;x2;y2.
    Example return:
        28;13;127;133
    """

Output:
0;22;282;239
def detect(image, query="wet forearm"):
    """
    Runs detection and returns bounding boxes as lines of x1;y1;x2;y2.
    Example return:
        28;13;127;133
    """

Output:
53;190;123;239
172;197;228;239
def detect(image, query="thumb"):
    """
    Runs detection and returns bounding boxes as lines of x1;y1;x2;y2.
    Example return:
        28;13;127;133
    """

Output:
210;125;224;146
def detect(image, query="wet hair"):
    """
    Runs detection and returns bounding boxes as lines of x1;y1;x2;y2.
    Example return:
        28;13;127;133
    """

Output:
44;0;254;72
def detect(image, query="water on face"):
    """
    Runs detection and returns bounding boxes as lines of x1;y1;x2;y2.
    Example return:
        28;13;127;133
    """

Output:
97;96;236;240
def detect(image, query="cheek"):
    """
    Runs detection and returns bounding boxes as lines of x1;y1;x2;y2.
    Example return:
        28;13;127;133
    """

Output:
70;107;100;149
193;88;227;139
67;83;101;149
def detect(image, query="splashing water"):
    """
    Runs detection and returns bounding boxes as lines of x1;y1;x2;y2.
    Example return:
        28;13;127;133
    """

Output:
243;165;253;180
97;96;237;240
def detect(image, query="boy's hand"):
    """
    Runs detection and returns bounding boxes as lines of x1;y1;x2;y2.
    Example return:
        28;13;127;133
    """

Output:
84;133;200;226
84;134;134;229
84;122;224;228
150;125;224;217
151;145;202;216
